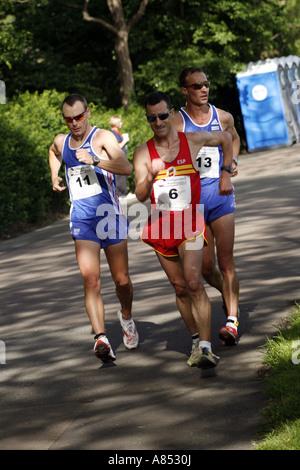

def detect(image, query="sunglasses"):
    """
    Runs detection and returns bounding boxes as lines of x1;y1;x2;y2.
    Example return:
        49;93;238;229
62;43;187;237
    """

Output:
185;81;210;90
63;110;86;123
146;109;172;123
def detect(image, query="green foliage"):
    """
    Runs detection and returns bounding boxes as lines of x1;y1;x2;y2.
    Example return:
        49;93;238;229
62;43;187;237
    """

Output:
119;101;153;191
2;0;300;110
133;0;292;111
0;89;68;237
255;419;300;450
256;304;300;450
1;0;116;105
88;98;152;191
1;0;300;236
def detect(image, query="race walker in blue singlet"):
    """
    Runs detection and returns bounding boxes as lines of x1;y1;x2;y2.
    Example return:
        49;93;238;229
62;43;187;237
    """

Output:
179;104;236;224
62;126;128;246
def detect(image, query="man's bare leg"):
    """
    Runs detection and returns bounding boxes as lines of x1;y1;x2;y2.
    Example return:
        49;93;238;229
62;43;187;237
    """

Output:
75;239;105;334
105;240;138;349
211;213;239;344
105;240;133;319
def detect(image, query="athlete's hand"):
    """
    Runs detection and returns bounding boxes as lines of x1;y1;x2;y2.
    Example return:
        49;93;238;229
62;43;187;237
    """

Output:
219;171;233;195
52;176;66;193
232;160;238;177
147;158;165;178
76;148;93;165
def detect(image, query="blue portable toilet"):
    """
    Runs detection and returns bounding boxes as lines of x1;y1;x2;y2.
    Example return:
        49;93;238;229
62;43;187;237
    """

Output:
236;57;300;152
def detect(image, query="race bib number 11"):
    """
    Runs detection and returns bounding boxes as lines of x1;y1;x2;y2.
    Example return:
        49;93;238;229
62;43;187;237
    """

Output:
68;165;102;200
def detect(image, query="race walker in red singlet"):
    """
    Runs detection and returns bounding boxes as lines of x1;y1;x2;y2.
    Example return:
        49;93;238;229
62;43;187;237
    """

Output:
141;132;207;257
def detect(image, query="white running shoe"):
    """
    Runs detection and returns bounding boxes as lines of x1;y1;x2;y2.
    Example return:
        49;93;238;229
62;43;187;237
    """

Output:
118;310;139;349
187;339;200;367
197;347;220;369
94;335;116;363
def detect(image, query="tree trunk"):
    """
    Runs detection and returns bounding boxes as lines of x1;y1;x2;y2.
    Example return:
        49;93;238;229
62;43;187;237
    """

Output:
107;0;136;107
57;0;149;106
114;30;135;108
85;0;149;107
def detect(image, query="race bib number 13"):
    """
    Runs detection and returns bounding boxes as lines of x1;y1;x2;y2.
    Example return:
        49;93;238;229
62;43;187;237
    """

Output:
68;165;102;200
197;146;220;179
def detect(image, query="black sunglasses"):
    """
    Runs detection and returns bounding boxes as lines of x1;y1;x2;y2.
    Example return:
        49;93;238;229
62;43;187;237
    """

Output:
146;109;172;123
185;81;210;90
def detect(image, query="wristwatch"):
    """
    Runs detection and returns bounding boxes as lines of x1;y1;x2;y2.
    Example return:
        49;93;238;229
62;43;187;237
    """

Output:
92;155;101;166
233;158;238;166
221;165;233;174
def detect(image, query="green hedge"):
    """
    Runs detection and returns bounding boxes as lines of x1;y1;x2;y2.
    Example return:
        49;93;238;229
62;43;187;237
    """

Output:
0;90;152;239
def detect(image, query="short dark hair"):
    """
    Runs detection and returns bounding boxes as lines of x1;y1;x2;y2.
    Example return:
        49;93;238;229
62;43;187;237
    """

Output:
179;67;204;87
61;94;88;111
144;91;172;110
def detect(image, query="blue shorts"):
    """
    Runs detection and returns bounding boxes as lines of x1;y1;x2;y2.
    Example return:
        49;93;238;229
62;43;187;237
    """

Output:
70;213;129;248
200;180;236;224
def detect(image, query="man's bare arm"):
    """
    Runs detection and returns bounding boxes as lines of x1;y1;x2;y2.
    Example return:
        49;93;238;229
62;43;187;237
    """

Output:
219;109;240;176
172;112;184;132
49;135;67;192
133;144;165;202
76;129;132;175
188;130;233;195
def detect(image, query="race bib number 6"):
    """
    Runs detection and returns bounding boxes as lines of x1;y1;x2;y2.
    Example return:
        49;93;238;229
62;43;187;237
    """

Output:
68;165;102;200
154;173;191;211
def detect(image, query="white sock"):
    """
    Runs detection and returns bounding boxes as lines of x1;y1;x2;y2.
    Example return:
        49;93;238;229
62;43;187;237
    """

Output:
122;316;132;323
120;310;133;323
199;341;211;352
226;316;239;331
191;333;199;344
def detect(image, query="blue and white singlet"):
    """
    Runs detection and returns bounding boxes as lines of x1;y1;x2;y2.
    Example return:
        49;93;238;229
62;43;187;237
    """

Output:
179;104;224;188
62;126;128;245
179;105;235;223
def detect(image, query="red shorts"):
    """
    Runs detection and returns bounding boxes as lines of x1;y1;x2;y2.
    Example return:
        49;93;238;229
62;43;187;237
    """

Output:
141;205;207;257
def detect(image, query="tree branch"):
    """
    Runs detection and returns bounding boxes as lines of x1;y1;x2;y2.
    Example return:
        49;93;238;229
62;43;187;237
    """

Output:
127;0;150;31
56;0;118;35
56;0;82;9
82;0;117;35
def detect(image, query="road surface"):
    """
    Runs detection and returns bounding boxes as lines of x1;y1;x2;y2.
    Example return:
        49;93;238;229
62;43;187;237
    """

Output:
0;143;299;451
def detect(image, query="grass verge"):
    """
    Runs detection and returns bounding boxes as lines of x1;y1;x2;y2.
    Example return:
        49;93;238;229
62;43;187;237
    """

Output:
255;302;300;450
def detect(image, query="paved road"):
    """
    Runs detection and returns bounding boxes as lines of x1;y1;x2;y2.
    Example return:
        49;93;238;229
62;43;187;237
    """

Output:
0;143;299;451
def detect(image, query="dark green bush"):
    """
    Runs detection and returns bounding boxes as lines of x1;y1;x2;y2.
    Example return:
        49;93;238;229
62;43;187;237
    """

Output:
0;90;68;238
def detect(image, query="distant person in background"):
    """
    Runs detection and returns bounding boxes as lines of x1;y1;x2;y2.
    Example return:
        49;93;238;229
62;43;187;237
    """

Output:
109;116;130;198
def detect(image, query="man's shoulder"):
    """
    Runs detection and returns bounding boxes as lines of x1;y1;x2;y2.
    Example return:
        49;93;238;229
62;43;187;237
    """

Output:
134;140;149;153
53;133;67;152
172;112;184;131
92;127;112;143
133;141;149;161
54;132;68;140
215;107;233;125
